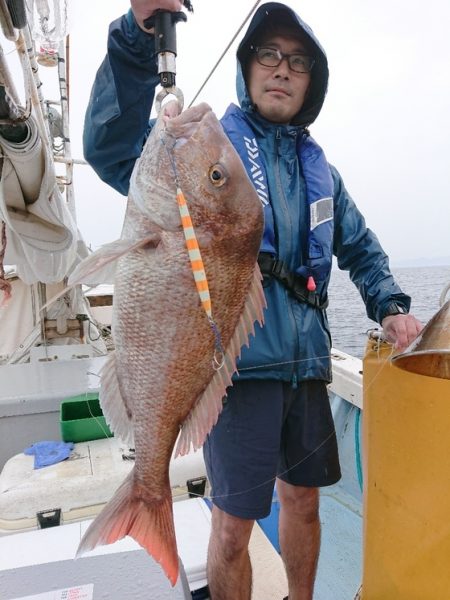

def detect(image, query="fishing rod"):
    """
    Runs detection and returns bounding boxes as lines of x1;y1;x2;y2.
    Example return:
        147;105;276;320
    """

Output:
143;0;193;114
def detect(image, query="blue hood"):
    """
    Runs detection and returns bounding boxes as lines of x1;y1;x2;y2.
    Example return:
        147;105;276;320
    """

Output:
236;2;329;127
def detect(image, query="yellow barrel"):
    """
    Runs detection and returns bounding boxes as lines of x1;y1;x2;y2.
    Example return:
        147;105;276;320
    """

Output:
361;339;450;599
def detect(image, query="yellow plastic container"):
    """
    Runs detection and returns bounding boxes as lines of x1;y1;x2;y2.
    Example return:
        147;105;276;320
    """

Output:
361;339;450;599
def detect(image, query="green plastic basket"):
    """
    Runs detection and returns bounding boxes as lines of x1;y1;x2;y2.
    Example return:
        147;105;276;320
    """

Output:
60;393;113;442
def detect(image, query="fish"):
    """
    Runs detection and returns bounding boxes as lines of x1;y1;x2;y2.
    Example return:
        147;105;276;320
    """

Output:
392;298;450;379
71;102;265;585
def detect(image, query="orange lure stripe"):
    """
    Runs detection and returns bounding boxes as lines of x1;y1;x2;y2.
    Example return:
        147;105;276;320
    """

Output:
176;188;212;317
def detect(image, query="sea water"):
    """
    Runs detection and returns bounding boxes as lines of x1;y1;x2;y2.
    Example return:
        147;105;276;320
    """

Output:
327;265;450;358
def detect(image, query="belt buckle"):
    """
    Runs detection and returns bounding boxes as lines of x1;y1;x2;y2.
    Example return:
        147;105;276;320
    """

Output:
271;259;284;278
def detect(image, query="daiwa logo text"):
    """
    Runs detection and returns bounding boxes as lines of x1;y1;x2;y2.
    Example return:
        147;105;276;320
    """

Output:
244;137;269;206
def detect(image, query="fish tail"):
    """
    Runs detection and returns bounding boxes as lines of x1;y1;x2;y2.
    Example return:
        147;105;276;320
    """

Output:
76;470;179;586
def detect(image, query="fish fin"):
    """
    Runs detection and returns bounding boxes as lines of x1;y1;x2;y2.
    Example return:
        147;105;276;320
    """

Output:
99;351;134;447
68;234;160;286
40;234;161;312
76;470;179;586
175;264;266;456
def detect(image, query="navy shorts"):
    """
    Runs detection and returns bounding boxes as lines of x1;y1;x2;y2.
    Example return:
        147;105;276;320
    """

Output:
203;379;341;520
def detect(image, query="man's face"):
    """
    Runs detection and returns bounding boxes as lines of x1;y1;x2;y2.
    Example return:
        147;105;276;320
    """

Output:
247;33;311;125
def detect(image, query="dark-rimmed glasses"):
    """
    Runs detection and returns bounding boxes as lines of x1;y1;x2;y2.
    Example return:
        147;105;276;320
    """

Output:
251;46;315;74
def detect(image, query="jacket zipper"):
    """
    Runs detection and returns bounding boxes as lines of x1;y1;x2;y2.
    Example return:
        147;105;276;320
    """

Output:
275;128;299;388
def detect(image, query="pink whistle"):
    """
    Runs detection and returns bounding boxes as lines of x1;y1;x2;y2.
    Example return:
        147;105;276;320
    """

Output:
307;276;316;292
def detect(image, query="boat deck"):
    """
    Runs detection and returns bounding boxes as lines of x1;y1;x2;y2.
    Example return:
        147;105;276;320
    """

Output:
316;488;362;599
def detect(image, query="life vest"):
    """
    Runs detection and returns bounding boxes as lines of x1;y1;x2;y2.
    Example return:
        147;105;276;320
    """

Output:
221;104;334;285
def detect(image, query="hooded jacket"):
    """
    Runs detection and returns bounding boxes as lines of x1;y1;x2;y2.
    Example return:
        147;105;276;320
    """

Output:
83;3;411;384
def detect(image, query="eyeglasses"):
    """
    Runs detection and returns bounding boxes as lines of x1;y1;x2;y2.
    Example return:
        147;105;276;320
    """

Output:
251;46;315;74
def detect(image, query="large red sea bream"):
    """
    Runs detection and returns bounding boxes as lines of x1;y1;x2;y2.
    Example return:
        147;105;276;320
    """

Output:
71;102;265;585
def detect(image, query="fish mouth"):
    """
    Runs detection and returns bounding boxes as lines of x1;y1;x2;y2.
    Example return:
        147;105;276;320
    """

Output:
164;102;214;145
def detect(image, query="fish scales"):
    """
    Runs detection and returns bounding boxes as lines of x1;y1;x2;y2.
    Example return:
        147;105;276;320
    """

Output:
73;103;265;585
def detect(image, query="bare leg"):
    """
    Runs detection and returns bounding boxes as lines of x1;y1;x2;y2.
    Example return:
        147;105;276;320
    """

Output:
277;480;320;600
207;505;255;600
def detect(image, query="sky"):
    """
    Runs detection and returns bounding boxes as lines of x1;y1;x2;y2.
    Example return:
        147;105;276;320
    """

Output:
4;0;450;265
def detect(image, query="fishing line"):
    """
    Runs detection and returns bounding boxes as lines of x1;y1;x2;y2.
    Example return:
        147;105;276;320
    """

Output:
360;333;396;397
191;430;337;501
81;378;339;502
84;391;113;440
159;128;225;369
238;354;333;371
187;344;398;501
188;0;263;107
85;339;397;501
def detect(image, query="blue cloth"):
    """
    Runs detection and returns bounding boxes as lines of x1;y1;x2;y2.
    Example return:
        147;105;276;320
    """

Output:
24;441;74;469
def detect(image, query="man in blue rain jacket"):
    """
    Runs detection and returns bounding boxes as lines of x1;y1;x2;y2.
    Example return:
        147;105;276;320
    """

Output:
83;2;423;598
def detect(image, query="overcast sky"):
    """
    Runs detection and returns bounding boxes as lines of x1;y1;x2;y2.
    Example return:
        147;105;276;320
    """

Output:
6;0;450;265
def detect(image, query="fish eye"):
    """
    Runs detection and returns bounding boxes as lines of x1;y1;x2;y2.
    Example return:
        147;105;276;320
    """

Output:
209;164;226;187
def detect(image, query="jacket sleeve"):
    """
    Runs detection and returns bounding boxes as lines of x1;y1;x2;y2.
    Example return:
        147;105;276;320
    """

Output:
83;10;159;196
330;165;411;324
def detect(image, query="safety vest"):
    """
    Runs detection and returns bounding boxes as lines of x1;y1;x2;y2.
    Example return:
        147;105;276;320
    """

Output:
221;104;334;284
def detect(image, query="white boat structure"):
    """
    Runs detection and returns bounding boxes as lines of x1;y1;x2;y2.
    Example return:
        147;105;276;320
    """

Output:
0;2;449;599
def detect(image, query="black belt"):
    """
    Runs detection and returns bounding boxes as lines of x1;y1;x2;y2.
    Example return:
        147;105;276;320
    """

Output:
257;253;329;309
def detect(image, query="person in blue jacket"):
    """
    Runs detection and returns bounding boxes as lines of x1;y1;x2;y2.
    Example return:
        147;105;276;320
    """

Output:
84;2;423;598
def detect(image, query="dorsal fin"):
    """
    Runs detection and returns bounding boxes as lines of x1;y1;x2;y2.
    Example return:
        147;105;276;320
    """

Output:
175;264;266;456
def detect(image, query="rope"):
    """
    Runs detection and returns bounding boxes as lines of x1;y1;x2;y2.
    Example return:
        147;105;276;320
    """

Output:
188;0;263;107
354;406;363;492
0;222;12;303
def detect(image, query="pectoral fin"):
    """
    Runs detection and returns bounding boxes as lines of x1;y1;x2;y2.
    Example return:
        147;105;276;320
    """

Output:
40;234;160;312
69;234;161;286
